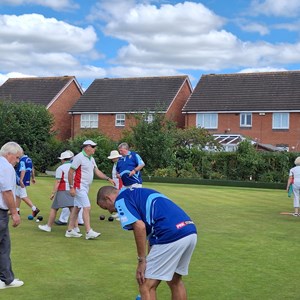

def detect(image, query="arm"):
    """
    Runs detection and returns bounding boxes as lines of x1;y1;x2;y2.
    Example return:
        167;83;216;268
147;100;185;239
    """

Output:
19;170;25;188
132;220;147;285
287;175;293;191
3;190;21;227
68;168;76;197
129;163;145;177
94;168;115;186
31;166;36;184
50;180;60;200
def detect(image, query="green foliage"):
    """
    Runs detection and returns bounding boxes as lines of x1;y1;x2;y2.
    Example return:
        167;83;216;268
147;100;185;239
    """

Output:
67;132;118;175
0;100;58;172
122;112;177;173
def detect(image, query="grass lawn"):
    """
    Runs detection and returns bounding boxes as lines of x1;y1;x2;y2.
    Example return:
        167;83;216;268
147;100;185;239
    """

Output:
3;177;298;299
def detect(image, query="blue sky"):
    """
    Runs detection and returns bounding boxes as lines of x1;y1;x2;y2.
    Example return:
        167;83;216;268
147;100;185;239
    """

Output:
1;0;300;89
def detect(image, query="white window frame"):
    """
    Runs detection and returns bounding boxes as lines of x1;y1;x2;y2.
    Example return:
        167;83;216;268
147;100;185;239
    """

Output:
80;114;98;128
196;113;218;129
240;113;252;127
115;114;125;127
272;112;289;129
144;114;153;123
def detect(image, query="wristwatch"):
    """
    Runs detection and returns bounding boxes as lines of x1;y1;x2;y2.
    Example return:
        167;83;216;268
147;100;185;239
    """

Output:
137;256;146;262
69;185;74;188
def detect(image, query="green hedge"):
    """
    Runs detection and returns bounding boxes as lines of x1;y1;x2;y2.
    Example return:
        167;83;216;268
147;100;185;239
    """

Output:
143;176;286;190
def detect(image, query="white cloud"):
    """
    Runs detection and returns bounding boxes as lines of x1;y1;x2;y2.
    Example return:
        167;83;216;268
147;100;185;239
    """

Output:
239;67;287;73
0;13;103;82
239;22;269;36
0;72;35;86
250;0;300;17
107;66;180;78
0;0;78;11
92;1;300;73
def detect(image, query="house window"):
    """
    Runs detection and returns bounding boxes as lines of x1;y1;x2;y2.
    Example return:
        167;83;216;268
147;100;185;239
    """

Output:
80;114;98;128
196;113;218;129
272;113;289;129
240;113;252;127
115;114;125;126
144;114;153;123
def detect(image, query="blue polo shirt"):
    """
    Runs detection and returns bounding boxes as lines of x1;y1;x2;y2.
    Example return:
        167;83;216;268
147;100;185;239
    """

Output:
116;151;144;186
16;155;33;186
115;188;197;246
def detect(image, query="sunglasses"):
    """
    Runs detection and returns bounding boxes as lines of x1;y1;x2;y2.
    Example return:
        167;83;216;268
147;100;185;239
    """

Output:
90;145;96;148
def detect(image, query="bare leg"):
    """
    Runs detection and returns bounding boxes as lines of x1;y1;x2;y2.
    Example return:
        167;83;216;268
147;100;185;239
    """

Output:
139;278;161;300
82;207;91;232
166;273;187;300
67;206;80;231
46;208;59;227
21;196;34;208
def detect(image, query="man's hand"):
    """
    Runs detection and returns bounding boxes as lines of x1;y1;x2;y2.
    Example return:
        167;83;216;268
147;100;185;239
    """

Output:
11;213;21;227
70;187;76;197
136;260;146;285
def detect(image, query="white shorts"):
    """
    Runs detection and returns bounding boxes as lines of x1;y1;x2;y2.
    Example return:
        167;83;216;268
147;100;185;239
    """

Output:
15;186;27;198
145;234;197;281
74;188;90;208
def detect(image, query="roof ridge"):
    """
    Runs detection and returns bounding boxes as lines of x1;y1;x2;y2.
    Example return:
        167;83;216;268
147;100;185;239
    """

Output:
95;75;188;81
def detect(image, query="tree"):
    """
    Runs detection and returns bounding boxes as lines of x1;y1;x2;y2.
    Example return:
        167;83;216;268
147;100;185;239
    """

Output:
122;112;177;173
0;100;57;171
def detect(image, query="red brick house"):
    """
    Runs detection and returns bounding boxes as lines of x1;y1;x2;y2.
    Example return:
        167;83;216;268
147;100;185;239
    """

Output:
0;76;83;140
183;71;300;152
70;76;193;141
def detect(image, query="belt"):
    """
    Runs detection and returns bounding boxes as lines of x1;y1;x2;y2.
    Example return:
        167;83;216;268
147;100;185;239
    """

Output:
0;208;9;212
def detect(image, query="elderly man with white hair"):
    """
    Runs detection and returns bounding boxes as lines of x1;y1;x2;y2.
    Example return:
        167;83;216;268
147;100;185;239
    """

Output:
0;141;24;289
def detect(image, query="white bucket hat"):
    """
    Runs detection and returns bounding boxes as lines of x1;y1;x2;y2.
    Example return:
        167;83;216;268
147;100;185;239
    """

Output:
58;150;74;160
107;150;122;160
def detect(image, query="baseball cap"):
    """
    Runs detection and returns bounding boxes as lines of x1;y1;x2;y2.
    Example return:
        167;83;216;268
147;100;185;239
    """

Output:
82;140;97;147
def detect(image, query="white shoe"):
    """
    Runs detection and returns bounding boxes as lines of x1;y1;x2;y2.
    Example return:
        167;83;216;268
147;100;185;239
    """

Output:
111;213;119;219
0;279;24;289
65;229;82;238
74;227;80;233
85;229;101;240
38;224;51;232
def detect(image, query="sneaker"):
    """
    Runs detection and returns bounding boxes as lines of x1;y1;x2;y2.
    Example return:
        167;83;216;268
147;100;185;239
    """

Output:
292;213;299;217
38;224;51;232
55;220;67;225
32;208;40;218
85;229;101;240
74;227;80;233
0;279;24;289
65;229;82;238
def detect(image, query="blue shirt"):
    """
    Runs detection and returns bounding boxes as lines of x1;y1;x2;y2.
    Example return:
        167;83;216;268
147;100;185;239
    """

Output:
115;188;197;246
16;155;33;186
116;151;144;186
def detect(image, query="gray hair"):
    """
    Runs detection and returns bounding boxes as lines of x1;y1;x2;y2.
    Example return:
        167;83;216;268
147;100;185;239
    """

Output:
295;156;300;166
118;142;129;150
0;142;23;156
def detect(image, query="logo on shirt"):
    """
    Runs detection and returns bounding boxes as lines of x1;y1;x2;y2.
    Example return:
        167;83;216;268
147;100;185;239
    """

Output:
176;220;194;229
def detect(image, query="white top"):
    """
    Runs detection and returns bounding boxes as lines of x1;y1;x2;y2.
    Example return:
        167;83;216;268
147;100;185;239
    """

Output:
0;156;16;210
71;151;97;189
289;165;300;185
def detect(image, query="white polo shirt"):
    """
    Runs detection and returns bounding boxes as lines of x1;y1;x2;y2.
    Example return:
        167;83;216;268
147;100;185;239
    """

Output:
71;151;97;190
0;156;16;210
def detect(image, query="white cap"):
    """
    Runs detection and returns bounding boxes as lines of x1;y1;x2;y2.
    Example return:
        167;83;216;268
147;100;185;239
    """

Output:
82;140;97;146
58;150;74;160
107;150;122;160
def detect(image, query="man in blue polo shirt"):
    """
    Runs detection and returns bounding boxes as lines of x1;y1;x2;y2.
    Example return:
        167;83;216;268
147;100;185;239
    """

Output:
97;186;197;300
15;154;40;217
116;142;145;188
